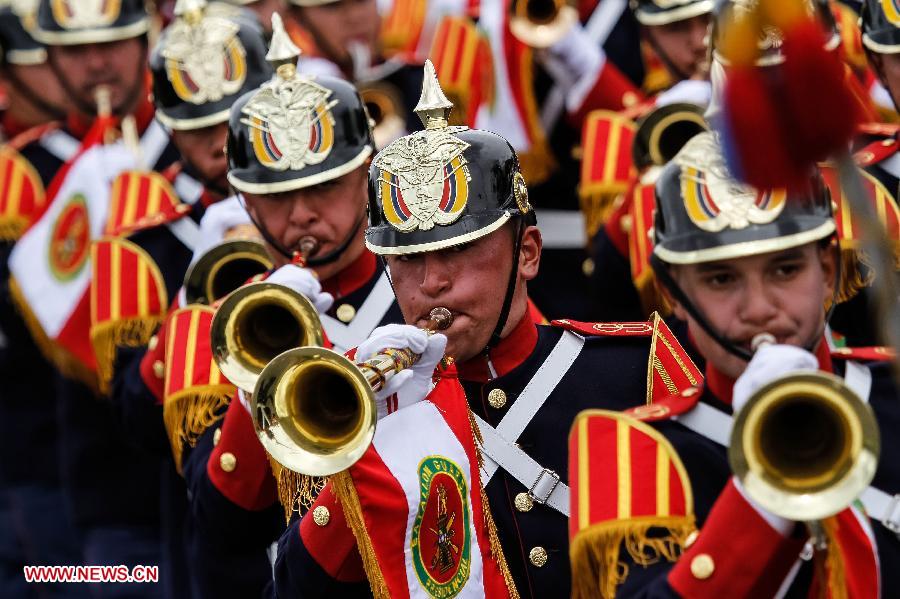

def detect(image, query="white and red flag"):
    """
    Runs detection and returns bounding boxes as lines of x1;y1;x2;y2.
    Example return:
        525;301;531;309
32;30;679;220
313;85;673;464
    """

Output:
9;115;140;383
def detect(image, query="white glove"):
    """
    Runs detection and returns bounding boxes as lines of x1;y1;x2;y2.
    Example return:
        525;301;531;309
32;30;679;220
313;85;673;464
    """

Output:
355;324;448;420
542;22;605;113
655;80;712;109
732;343;819;415
189;195;253;267
266;264;334;314
237;388;252;414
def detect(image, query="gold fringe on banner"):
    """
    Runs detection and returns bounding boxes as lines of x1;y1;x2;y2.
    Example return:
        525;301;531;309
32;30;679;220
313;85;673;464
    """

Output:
331;470;390;599
468;410;520;599
267;456;327;524
163;387;233;473
0;217;27;242
91;316;163;394
812;516;848;599
569;515;696;599
8;277;99;391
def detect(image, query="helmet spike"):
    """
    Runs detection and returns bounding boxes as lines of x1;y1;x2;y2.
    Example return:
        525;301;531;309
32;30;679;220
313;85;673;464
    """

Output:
414;59;453;130
266;13;301;78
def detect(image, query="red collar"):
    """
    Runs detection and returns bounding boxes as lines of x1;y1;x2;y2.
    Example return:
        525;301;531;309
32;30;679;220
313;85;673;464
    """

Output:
65;83;155;139
457;314;539;383
705;339;834;406
321;249;377;299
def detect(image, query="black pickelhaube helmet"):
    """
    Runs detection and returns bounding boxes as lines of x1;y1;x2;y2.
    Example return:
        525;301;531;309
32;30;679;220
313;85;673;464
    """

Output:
630;0;714;26
32;0;150;45
711;0;840;66
861;0;900;54
150;0;272;130
226;13;373;194
366;60;535;255
652;131;834;265
0;0;45;65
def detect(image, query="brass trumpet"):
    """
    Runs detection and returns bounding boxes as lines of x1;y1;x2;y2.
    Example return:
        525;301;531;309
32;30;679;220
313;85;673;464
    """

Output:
729;337;880;521
252;308;453;476
183;238;273;305
509;0;578;48
210;237;324;391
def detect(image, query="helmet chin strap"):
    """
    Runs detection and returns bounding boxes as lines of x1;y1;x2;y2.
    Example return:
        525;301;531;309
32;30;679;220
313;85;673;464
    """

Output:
238;192;366;267
485;219;525;351
650;240;841;363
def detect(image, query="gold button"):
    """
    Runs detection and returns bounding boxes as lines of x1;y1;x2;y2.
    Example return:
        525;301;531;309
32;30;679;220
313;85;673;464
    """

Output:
622;91;639;108
487;388;507;409
581;258;595;277
153;360;165;379
882;139;894;146
212;428;222;446
219;452;237;472
690;553;715;579
147;335;158;351
176;204;191;214
312;505;330;526
684;530;699;548
528;546;548;567
336;304;356;323
836;347;852;354
514;492;533;512
620;214;633;234
681;386;699;397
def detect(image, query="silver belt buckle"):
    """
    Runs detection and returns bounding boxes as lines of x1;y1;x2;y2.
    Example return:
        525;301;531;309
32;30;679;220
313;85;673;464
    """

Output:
529;468;560;505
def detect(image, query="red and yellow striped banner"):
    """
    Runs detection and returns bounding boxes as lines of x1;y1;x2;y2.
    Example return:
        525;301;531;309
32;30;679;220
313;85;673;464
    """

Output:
580;110;636;197
0;146;46;240
105;170;180;235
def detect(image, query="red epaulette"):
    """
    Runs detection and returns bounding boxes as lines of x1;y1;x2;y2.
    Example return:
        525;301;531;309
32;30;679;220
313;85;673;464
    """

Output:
0;146;47;241
105;170;190;236
89;237;168;393
831;346;896;362
854;136;898;167
551;318;653;337
624;385;703;422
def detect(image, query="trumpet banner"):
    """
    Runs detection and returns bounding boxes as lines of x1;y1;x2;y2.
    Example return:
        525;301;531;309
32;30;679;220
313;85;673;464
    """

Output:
333;375;518;599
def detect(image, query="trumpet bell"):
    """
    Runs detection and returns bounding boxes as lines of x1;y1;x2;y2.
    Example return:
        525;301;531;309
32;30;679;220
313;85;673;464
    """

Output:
210;282;325;391
253;347;376;476
729;371;880;521
509;0;578;48
184;239;273;305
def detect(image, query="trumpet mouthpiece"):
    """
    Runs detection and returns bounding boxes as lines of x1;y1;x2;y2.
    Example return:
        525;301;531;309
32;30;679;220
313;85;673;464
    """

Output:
428;307;453;331
751;333;776;353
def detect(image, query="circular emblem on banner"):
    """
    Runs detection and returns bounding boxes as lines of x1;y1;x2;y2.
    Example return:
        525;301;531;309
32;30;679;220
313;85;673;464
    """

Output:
513;171;531;214
49;193;90;281
410;455;472;597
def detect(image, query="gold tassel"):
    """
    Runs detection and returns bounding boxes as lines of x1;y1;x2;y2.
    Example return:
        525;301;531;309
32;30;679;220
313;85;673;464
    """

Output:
812;517;849;599
267;456;327;524
163;387;233;473
90;317;163;394
468;410;520;599
569;516;696;599
331;470;391;599
579;191;625;241
8;277;99;391
0;217;26;242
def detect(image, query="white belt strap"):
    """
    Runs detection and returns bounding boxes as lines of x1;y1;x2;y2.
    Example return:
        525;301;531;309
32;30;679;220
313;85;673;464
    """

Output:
140;120;170;168
166;217;200;252
674;364;899;532
475;331;585;516
173;172;204;205
320;273;395;353
39;130;79;162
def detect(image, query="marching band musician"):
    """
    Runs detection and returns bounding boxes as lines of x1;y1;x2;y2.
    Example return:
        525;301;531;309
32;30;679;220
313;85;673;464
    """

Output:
272;61;701;599
85;1;273;595
175;18;409;597
0;0;182;594
568;130;900;598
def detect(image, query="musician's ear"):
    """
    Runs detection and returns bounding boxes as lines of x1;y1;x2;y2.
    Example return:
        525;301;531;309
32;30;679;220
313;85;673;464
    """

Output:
518;225;541;281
